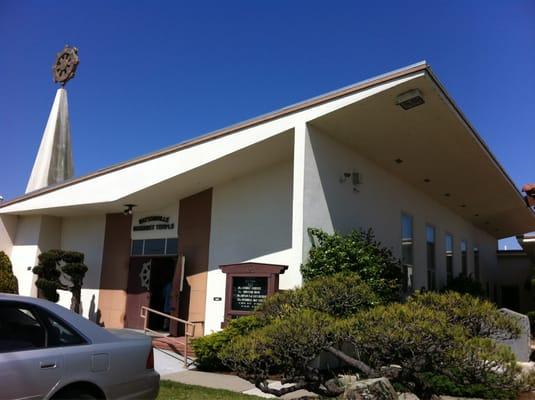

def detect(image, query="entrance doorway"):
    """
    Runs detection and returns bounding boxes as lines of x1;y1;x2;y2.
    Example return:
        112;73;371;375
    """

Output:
125;256;178;331
148;257;175;331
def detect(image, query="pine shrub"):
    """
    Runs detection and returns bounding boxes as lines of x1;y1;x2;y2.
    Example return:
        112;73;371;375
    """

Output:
0;251;18;294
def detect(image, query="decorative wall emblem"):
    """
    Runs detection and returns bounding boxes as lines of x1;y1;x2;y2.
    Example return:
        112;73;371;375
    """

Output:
139;260;151;290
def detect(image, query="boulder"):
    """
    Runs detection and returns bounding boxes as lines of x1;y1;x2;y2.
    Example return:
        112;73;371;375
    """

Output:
342;377;398;400
497;308;531;362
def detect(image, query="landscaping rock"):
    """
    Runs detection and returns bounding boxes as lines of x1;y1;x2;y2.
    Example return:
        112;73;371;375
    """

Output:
342;377;398;400
398;394;419;400
497;308;531;362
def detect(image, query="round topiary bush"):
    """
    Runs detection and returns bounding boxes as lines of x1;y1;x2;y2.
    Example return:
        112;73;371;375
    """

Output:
0;251;18;294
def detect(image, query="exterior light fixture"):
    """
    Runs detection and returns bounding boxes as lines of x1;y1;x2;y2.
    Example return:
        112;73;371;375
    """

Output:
396;89;425;110
123;204;136;215
340;171;363;192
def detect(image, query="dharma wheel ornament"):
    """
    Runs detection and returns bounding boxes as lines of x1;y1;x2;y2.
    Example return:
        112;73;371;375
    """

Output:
52;45;79;86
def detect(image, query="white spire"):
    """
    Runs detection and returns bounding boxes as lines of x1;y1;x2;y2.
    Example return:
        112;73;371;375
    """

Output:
26;88;74;193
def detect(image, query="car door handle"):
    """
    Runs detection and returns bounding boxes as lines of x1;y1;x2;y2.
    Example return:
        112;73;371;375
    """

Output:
40;361;57;369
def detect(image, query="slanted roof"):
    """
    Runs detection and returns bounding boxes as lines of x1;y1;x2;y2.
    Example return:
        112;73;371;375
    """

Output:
1;61;534;238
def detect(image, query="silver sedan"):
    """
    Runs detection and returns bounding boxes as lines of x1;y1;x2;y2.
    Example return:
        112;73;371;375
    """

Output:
0;294;159;399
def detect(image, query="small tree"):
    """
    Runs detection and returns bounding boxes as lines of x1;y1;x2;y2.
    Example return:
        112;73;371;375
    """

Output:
33;250;63;302
61;251;88;314
301;228;403;302
0;251;18;294
32;249;87;313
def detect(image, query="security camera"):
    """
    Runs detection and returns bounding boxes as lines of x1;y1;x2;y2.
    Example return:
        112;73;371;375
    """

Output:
0;196;4;202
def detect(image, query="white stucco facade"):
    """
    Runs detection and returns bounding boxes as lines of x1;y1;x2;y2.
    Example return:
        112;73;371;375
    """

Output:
301;125;497;290
205;161;293;333
57;215;106;320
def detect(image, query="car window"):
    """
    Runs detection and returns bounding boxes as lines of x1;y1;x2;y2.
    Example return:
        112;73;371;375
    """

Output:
44;314;86;347
0;304;46;352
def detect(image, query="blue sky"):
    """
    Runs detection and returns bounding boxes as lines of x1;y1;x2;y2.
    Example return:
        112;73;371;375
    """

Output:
1;1;534;249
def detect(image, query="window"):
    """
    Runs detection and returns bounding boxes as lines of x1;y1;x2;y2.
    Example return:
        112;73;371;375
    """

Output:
165;238;178;255
131;238;178;256
473;247;480;281
131;240;144;256
401;213;414;292
461;240;468;275
144;239;166;255
445;234;453;283
0;304;45;352
426;225;436;290
44;314;86;347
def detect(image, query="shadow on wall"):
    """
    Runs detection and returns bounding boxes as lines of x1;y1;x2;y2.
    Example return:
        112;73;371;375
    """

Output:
88;294;103;326
207;161;293;271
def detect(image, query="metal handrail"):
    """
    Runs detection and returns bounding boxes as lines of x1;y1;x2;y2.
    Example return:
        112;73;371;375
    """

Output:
140;306;197;367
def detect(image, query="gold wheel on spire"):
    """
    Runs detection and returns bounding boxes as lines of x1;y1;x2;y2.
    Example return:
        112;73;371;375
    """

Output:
52;45;79;86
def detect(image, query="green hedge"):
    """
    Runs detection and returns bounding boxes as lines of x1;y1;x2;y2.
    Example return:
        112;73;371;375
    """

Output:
192;315;263;371
0;251;18;294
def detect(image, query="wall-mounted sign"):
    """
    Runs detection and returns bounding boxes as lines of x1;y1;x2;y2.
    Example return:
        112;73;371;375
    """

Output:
231;277;268;311
220;262;287;327
133;216;175;232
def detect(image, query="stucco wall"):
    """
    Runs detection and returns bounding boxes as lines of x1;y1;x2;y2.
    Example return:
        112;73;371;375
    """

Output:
57;215;106;320
10;216;61;297
0;214;18;257
303;125;497;290
204;161;293;333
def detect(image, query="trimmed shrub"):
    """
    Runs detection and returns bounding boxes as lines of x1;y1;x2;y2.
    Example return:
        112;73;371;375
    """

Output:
256;272;380;321
222;291;532;399
337;300;526;399
442;273;485;297
32;249;88;311
301;228;403;302
192;315;263;371
0;251;18;294
33;250;64;302
61;251;87;314
220;309;342;397
408;290;520;340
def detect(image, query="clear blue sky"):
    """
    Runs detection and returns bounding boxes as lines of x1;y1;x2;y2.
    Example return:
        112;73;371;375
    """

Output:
1;1;534;248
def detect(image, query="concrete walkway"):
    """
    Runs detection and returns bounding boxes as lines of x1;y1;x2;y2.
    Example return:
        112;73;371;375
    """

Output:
155;348;316;398
164;370;316;399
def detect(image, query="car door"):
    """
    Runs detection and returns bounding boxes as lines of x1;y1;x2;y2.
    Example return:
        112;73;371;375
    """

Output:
0;302;63;400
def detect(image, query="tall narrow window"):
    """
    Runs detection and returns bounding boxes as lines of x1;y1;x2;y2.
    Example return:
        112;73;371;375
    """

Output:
473;247;480;281
461;240;468;275
445;234;453;283
401;213;414;292
426;225;436;290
